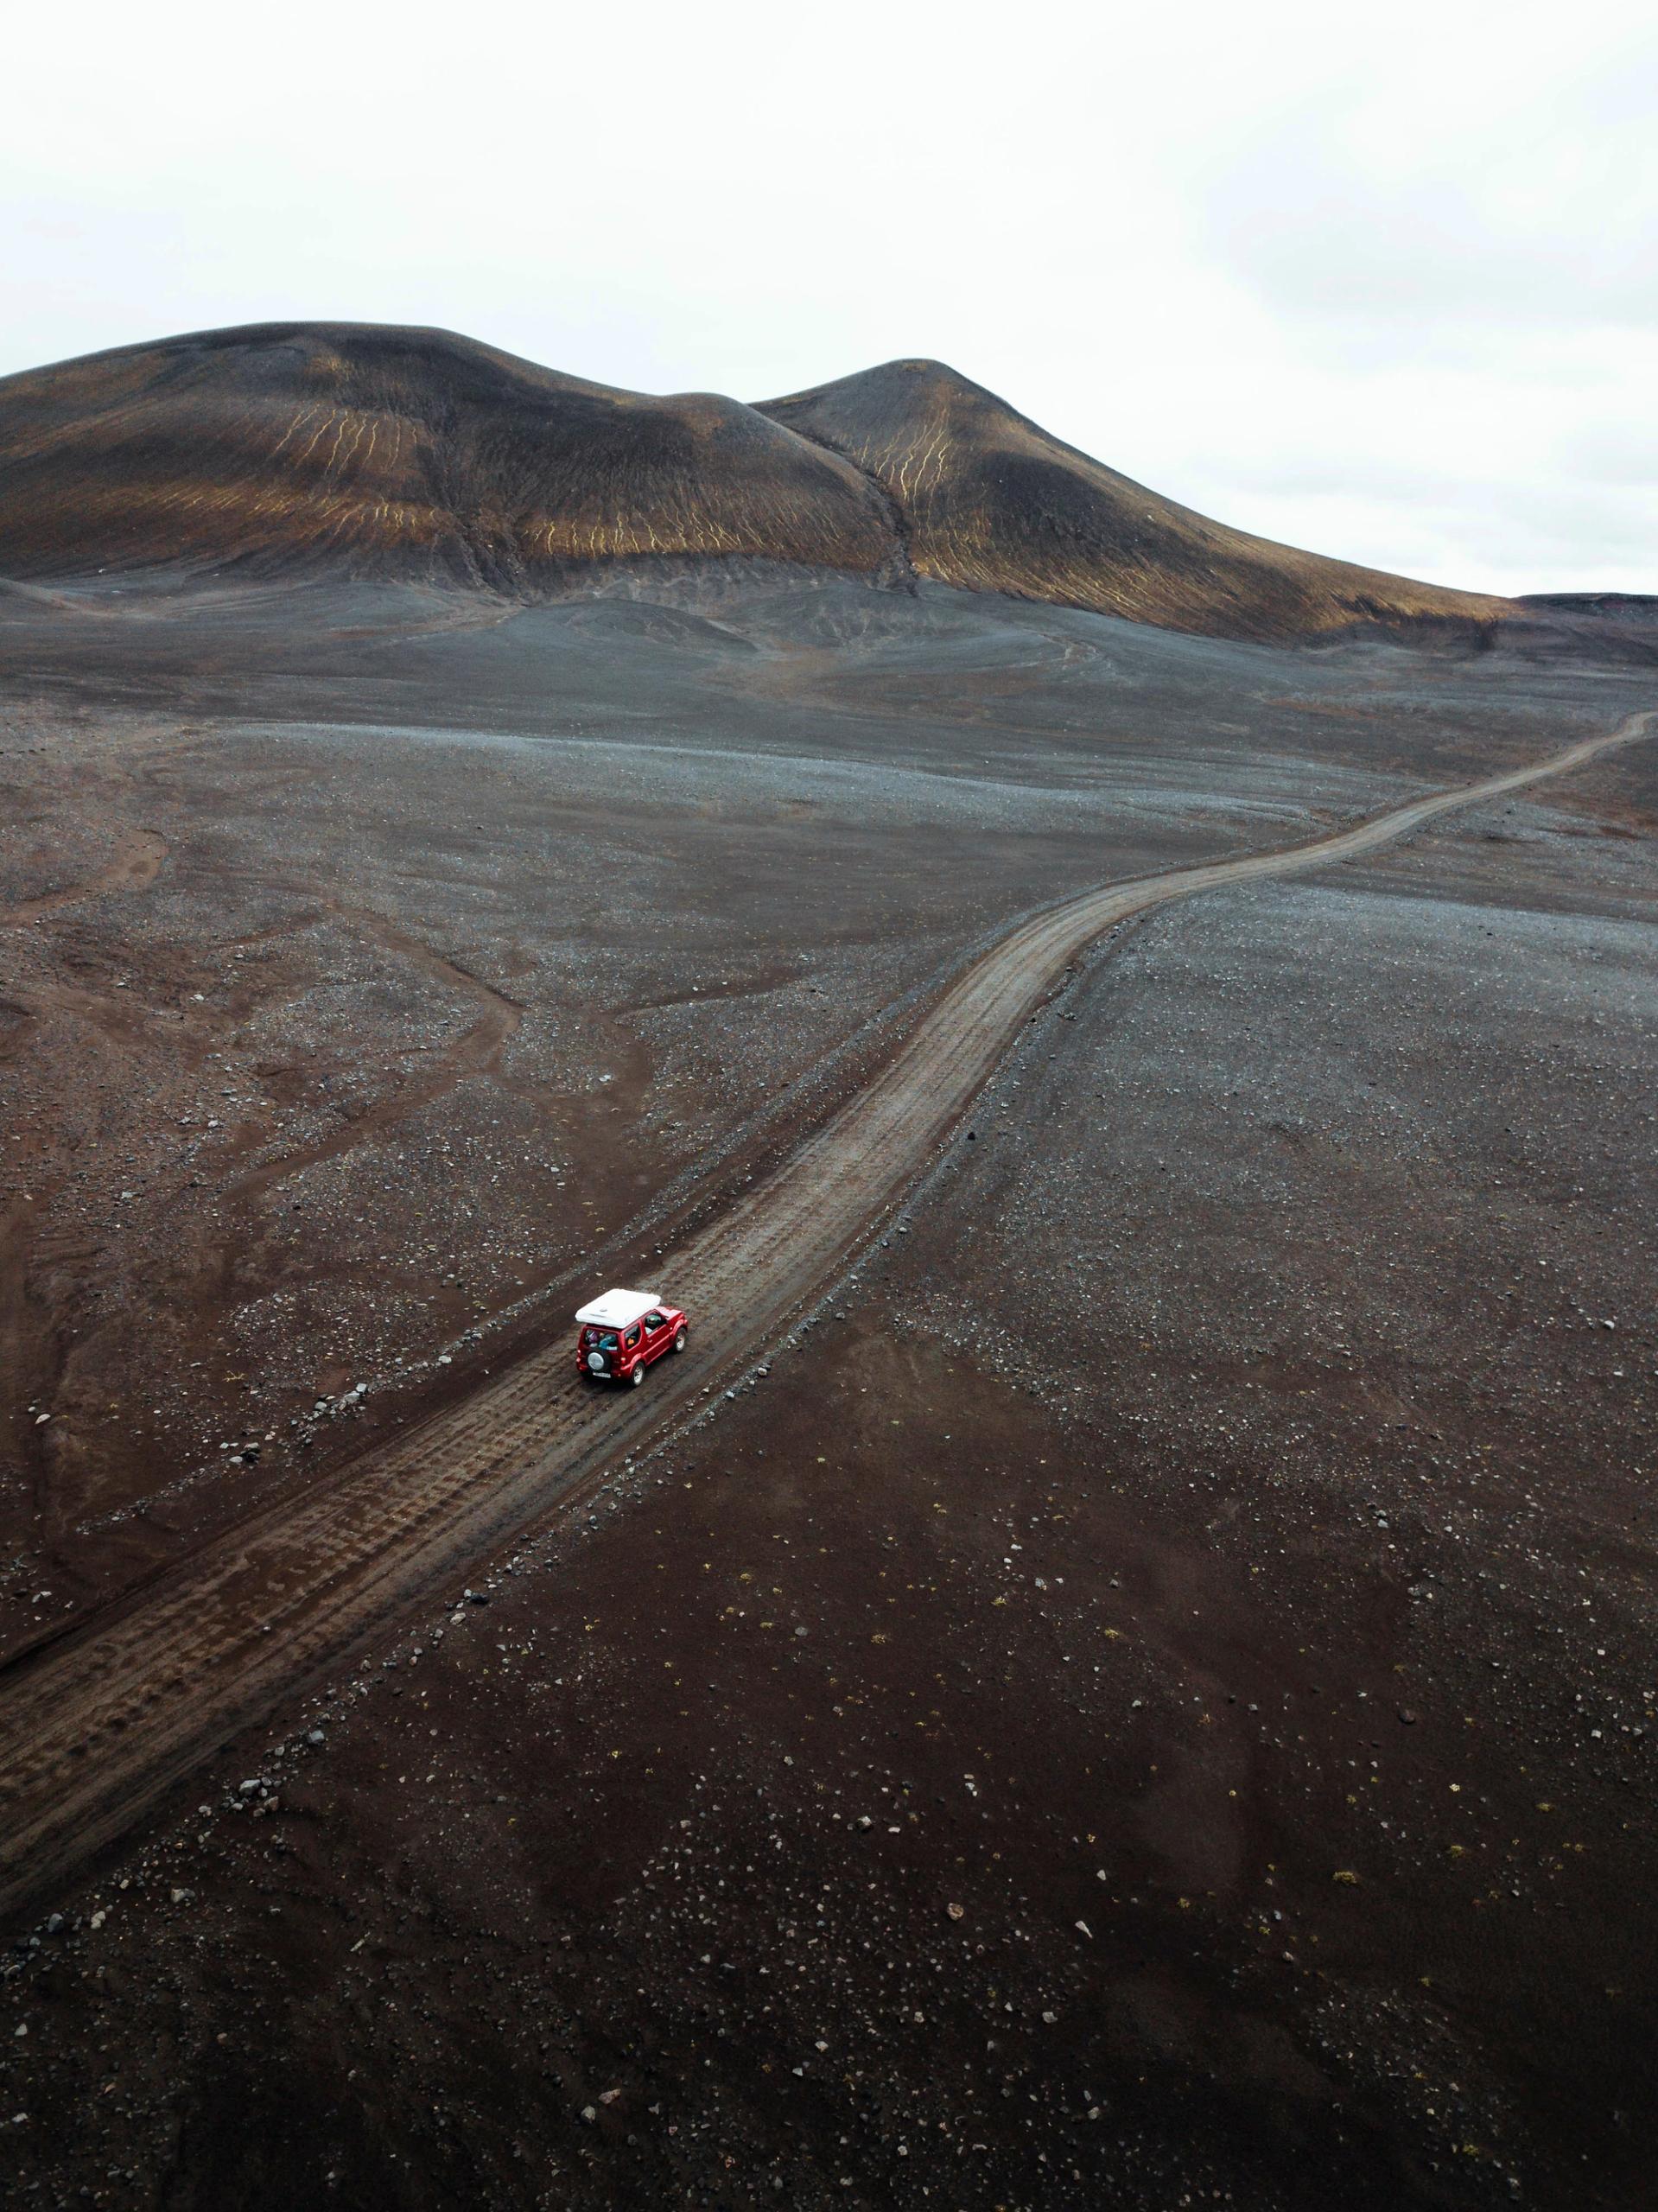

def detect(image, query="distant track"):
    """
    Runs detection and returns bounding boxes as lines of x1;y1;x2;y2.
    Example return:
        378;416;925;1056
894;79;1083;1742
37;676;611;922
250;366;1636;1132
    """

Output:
0;709;1649;1923
0;826;168;927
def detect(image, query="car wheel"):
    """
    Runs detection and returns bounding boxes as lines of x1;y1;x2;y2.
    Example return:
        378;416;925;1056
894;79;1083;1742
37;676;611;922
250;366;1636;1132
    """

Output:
673;1329;688;1352
627;1366;644;1387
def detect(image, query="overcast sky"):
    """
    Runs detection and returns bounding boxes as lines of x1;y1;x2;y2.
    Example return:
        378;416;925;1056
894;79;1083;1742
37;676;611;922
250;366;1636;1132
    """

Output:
4;0;1653;596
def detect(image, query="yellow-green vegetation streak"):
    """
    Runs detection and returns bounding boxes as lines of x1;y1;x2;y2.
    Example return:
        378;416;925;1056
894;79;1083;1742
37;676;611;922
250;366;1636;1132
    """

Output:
0;324;896;592
0;323;1522;643
760;359;1516;643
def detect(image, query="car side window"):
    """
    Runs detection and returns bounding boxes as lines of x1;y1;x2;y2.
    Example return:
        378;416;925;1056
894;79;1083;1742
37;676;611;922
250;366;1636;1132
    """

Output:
644;1311;665;1332
625;1324;641;1348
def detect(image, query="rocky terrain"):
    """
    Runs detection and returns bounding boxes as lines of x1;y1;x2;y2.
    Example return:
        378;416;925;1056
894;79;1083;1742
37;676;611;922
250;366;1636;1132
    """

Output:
0;327;1654;2208
2;712;1654;2210
3;577;1644;1629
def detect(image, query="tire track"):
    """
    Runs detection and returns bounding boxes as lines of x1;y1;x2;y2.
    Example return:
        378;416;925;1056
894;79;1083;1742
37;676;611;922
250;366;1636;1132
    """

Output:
0;710;1648;1922
223;900;525;1206
0;826;168;928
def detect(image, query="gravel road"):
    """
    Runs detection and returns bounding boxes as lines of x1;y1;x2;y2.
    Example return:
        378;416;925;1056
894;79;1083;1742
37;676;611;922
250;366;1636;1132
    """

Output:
0;709;1648;1925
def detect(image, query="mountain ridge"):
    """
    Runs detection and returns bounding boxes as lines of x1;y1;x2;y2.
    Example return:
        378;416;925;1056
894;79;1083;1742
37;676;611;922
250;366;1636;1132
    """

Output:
0;321;1519;642
759;356;1514;639
0;321;902;596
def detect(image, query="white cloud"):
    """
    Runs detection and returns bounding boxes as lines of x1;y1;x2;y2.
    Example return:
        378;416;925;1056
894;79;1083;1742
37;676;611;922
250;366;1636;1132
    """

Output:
0;0;1652;596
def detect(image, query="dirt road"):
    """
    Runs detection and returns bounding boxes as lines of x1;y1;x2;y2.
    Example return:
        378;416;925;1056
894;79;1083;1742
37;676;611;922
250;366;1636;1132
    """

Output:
0;710;1648;1924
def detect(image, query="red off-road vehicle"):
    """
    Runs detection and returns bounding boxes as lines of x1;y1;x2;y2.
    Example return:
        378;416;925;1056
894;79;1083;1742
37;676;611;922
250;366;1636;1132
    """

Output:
575;1288;689;1386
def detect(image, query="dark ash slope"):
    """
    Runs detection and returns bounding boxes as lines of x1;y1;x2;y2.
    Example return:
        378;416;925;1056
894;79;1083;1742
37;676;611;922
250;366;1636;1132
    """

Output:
761;357;1516;641
0;322;900;591
0;322;1544;644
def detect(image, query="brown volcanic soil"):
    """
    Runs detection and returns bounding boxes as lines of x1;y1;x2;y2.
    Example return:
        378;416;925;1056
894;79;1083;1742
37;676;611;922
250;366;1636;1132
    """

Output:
0;725;1654;2211
760;359;1515;641
0;570;1654;2209
2;576;1647;1648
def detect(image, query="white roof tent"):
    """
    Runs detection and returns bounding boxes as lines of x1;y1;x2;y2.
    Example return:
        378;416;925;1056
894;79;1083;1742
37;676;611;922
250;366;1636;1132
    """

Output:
575;1287;664;1330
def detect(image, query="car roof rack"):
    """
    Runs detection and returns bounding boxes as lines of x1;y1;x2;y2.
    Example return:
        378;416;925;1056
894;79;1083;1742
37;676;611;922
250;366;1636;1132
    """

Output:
574;1287;663;1329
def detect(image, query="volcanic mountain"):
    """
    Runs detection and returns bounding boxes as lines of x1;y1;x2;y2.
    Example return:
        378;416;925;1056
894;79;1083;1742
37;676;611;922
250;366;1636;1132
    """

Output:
0;320;1515;641
759;359;1514;639
0;323;899;596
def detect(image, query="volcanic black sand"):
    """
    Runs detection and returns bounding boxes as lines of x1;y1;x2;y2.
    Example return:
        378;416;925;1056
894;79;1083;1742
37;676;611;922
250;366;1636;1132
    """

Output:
1;325;1655;2210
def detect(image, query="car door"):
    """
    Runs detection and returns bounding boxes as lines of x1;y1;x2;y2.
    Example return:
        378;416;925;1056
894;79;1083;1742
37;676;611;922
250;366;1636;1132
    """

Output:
640;1310;669;1363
